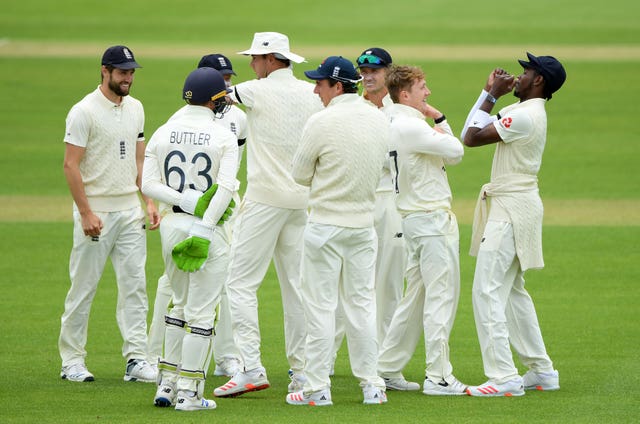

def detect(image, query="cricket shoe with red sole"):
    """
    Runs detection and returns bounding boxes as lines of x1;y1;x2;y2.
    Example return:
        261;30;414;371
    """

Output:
213;367;270;397
286;389;333;406
466;377;525;397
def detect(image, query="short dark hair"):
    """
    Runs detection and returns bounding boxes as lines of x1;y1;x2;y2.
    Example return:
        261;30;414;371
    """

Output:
327;78;358;94
100;64;116;82
271;53;291;68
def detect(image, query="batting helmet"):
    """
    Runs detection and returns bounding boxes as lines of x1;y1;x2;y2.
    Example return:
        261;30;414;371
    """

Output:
182;67;230;105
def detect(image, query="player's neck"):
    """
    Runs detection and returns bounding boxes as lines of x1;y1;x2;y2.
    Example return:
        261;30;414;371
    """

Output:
99;84;123;105
364;90;387;108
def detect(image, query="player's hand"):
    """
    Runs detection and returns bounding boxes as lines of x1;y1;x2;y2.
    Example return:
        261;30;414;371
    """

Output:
217;198;236;225
80;211;103;237
422;103;442;120
484;67;509;92
146;199;161;230
194;184;218;218
491;73;516;98
172;236;211;272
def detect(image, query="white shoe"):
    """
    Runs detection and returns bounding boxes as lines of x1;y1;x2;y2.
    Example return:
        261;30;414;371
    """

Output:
423;376;468;395
523;369;560;391
124;359;157;383
213;367;270;397
175;391;216;411
362;383;388;404
213;357;242;377
287;372;307;393
60;363;94;382
466;377;525;397
154;383;176;407
383;376;420;391
286;389;333;406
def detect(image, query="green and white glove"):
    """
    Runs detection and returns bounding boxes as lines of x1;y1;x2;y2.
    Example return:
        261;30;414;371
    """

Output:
217;198;236;225
171;221;213;272
178;184;219;216
194;184;218;218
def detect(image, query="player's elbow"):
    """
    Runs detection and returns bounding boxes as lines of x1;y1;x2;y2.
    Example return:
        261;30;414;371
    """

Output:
463;134;479;147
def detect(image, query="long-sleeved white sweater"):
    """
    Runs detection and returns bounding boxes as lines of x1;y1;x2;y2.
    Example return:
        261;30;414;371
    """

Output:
292;94;389;228
229;68;323;209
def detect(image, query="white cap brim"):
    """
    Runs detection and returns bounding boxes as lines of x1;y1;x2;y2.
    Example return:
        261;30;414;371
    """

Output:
237;48;305;64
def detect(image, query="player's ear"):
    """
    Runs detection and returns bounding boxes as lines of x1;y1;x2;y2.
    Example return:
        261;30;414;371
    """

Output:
533;73;545;88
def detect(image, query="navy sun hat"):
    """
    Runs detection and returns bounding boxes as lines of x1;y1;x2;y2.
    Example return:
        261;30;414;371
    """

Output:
356;47;392;69
197;54;236;76
304;56;362;83
101;45;141;69
518;52;566;98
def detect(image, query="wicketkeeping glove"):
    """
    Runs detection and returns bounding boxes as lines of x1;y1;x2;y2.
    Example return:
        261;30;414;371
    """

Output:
171;221;213;272
217;198;236;225
193;184;218;218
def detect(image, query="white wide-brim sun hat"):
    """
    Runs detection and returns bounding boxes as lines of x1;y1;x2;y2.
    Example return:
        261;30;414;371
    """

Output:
237;32;306;63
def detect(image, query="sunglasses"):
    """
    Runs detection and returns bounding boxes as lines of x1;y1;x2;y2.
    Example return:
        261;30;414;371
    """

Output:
357;54;384;65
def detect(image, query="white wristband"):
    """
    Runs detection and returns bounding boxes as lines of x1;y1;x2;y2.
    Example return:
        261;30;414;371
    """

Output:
470;110;493;129
178;189;201;215
461;89;491;139
189;220;214;241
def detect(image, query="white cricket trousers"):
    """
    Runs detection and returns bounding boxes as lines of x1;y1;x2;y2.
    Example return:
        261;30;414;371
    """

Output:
147;274;171;364
160;213;229;393
373;191;406;340
59;206;149;367
147;274;239;368
332;191;405;361
226;200;307;372
472;220;554;384
378;210;460;382
301;223;385;392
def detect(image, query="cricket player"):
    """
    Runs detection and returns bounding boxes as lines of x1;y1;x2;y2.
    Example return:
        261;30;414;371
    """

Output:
286;56;389;406
142;67;238;410
59;45;160;384
331;48;407;383
146;53;246;379
356;47;406;364
378;65;467;395
461;52;566;397
213;32;323;398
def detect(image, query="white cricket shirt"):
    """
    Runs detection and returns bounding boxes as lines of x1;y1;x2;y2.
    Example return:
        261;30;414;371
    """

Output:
142;105;239;224
387;103;464;217
64;87;145;212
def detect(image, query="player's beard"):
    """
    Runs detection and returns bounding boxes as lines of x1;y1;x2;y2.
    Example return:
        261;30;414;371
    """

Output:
514;79;530;99
109;79;131;97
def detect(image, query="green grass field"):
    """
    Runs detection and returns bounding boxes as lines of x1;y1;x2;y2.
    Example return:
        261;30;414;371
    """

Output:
1;0;638;422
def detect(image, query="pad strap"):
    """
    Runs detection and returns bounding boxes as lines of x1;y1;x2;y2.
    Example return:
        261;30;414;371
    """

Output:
186;325;214;337
164;315;187;328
